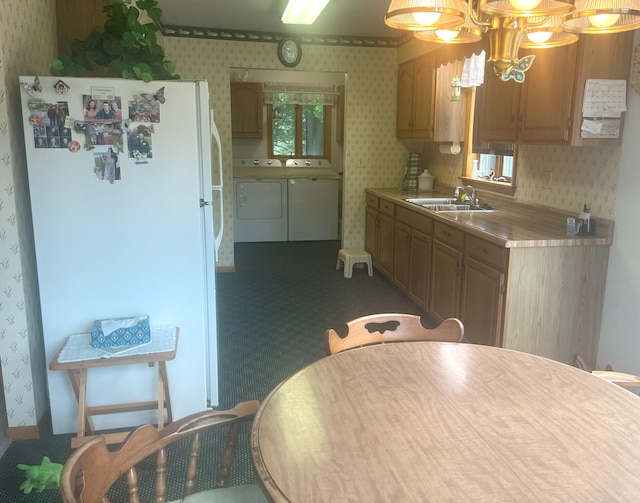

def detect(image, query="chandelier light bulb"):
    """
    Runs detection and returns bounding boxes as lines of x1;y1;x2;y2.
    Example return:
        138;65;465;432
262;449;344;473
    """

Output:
436;29;459;41
508;0;543;10
526;30;553;43
413;11;442;25
588;13;620;28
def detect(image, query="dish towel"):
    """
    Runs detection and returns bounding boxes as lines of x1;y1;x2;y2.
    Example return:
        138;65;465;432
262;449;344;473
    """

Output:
402;152;422;191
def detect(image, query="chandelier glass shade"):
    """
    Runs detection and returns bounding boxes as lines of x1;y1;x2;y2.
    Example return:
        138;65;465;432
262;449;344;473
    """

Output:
385;0;466;30
519;15;580;47
561;0;640;33
414;11;483;43
480;0;574;17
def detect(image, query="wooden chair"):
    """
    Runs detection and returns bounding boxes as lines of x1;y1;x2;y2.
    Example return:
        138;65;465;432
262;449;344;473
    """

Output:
325;313;464;355
574;354;640;389
60;400;267;503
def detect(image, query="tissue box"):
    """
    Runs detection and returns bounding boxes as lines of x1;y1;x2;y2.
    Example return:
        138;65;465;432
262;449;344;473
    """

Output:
91;315;151;348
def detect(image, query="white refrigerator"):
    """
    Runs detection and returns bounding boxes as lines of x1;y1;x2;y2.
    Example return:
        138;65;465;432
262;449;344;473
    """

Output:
19;76;223;434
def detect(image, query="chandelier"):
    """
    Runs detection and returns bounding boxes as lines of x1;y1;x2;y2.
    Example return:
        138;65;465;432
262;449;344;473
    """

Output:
385;0;640;81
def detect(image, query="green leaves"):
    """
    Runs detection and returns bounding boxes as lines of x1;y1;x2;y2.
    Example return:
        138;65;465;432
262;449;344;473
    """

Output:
51;0;179;81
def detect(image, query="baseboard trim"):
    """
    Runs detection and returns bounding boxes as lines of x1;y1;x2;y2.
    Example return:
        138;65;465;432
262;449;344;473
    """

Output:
6;425;40;440
216;265;235;273
6;410;48;440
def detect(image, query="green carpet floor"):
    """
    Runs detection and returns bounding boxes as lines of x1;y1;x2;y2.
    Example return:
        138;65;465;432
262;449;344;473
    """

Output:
0;241;426;502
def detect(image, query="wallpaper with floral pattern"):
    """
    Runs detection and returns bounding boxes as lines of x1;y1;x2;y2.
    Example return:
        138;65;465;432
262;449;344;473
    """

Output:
0;0;56;432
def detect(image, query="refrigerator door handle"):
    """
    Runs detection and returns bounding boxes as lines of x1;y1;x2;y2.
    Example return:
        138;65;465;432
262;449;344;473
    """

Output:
210;109;224;260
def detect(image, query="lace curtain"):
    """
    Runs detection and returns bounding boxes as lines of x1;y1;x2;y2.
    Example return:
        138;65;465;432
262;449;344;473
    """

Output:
263;82;337;106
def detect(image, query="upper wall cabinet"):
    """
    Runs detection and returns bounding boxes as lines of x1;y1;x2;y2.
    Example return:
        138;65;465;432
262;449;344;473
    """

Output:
478;31;633;146
478;43;578;144
569;31;634;147
56;0;111;55
396;52;437;140
231;82;263;139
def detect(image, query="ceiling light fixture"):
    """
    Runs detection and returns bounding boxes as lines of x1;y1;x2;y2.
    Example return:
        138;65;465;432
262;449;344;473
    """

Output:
385;0;466;30
385;0;640;82
562;0;640;33
414;10;483;44
281;0;331;25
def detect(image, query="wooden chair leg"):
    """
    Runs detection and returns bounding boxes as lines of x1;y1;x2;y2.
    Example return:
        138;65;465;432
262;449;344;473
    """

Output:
216;423;241;488
185;433;201;497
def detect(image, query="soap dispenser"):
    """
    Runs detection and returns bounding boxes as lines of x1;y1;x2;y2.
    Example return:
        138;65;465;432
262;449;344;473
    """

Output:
579;204;590;234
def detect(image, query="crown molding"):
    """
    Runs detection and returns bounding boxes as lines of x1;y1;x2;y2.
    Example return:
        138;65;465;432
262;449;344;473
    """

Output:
158;22;412;48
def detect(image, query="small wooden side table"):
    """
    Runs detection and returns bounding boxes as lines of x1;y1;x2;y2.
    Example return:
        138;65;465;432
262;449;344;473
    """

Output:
50;325;179;448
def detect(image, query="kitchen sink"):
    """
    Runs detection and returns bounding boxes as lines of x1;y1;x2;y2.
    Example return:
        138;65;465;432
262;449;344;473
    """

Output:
405;197;456;205
430;204;494;212
405;198;494;212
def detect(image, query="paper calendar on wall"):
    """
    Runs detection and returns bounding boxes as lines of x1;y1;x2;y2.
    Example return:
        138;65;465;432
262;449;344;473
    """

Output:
581;79;627;139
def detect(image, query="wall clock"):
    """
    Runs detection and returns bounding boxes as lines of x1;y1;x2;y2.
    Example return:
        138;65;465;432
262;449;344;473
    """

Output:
278;37;302;67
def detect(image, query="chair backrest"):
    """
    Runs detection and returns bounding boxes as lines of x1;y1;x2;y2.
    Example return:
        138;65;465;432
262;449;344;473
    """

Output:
574;354;640;389
592;370;640;389
325;313;464;355
60;400;259;503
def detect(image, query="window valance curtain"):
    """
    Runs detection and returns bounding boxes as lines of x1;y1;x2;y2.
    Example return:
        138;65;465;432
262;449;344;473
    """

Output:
263;82;337;106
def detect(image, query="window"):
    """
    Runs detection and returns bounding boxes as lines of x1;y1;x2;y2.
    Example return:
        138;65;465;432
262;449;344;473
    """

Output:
473;142;515;182
267;103;331;160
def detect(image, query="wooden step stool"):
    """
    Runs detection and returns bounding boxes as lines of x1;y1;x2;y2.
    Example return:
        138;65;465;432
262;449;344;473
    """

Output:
337;248;373;278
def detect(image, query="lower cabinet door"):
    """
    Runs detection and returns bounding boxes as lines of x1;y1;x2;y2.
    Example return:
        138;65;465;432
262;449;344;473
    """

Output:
430;240;462;322
461;256;505;346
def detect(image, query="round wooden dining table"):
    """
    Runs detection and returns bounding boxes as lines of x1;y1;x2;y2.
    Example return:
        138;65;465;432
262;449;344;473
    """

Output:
251;342;640;502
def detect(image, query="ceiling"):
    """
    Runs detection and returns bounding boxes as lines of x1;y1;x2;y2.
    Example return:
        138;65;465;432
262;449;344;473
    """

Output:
155;0;406;45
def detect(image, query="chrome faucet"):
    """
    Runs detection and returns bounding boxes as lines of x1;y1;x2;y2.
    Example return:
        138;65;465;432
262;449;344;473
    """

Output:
454;185;477;206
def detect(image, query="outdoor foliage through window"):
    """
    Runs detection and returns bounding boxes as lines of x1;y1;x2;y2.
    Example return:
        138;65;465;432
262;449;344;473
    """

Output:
270;104;329;158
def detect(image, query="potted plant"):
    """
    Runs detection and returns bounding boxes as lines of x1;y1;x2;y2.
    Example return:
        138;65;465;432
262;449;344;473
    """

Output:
51;0;179;82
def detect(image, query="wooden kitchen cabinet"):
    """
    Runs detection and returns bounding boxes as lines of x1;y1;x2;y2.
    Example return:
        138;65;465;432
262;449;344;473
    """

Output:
56;0;111;55
230;82;263;138
393;207;434;311
569;31;633;147
396;52;436;140
429;223;464;321
365;189;612;367
365;195;394;280
479;43;577;144
393;222;412;292
478;32;632;145
460;235;508;347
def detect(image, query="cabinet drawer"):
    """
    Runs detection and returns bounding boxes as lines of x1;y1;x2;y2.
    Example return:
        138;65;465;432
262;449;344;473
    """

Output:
396;206;433;235
466;235;507;270
366;194;379;209
434;222;464;250
379;199;395;217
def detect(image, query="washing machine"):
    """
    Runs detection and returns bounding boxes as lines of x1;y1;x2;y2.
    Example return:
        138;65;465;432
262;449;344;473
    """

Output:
286;159;340;241
233;159;288;242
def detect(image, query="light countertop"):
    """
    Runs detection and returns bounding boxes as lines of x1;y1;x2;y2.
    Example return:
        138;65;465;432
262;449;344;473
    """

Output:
367;188;613;248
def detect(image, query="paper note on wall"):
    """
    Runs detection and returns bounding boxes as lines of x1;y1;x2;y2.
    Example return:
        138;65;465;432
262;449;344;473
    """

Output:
581;118;621;139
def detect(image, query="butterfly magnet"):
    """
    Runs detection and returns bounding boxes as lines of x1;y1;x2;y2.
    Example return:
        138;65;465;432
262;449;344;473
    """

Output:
21;76;43;96
129;88;164;123
500;55;536;83
141;87;165;107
